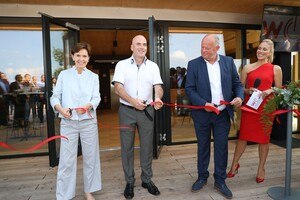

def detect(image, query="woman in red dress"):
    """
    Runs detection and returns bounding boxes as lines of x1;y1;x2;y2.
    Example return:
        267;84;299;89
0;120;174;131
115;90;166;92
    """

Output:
227;39;282;183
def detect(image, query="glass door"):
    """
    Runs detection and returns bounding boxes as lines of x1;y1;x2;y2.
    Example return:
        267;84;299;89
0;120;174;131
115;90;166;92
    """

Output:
149;16;166;158
168;28;243;143
41;13;79;167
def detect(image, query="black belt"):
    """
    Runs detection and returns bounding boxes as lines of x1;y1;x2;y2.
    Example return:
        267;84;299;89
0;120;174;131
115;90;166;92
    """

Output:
121;103;153;121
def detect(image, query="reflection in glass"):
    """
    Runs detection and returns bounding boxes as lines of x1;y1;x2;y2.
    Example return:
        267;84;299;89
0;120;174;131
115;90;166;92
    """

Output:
0;30;47;156
169;28;242;143
0;26;73;157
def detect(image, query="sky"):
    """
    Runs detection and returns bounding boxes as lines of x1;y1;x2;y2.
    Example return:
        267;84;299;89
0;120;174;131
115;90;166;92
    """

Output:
169;33;225;69
0;30;64;82
1;30;243;83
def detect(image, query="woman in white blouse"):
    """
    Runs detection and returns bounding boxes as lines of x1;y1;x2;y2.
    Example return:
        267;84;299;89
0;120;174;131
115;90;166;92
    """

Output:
50;42;101;200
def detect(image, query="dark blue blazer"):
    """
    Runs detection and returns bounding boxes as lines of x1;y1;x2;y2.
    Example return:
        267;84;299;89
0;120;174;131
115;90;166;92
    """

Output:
185;55;244;121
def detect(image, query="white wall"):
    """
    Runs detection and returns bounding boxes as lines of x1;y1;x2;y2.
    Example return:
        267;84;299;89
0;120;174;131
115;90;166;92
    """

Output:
0;3;261;24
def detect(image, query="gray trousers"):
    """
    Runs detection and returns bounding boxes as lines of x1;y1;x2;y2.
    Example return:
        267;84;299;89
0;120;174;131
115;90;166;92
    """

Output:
56;118;102;200
119;104;154;184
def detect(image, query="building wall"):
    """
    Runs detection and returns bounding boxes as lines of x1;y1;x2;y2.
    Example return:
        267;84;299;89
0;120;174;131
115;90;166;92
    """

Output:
0;3;261;24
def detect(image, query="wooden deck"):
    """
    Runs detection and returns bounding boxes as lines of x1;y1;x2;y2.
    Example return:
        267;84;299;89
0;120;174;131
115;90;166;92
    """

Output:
1;141;300;200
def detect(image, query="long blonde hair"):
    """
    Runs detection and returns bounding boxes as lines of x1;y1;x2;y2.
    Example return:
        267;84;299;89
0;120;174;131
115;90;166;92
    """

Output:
261;39;274;63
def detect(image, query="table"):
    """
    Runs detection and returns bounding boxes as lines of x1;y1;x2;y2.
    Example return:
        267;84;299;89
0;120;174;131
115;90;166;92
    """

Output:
4;91;45;141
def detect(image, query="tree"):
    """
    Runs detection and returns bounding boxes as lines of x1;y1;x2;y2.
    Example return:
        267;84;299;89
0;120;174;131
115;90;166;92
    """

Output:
53;67;64;79
52;47;64;78
53;47;64;66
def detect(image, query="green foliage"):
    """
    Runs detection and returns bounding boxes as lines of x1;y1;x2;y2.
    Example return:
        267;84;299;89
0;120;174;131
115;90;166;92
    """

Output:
262;80;300;131
53;47;64;66
52;47;64;78
53;67;64;79
272;80;300;107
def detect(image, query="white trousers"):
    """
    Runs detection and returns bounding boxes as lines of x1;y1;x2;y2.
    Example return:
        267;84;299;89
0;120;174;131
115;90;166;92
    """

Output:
56;118;102;200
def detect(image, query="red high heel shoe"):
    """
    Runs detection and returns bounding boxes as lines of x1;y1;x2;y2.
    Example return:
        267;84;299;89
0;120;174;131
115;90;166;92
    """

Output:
227;163;240;178
256;177;265;183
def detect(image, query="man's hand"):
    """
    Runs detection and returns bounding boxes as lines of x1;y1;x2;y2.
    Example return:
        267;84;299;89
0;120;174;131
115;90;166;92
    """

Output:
153;98;163;110
230;97;243;107
132;99;147;110
205;102;215;112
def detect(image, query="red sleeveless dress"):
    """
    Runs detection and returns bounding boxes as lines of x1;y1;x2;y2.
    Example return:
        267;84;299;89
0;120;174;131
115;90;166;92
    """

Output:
239;63;274;144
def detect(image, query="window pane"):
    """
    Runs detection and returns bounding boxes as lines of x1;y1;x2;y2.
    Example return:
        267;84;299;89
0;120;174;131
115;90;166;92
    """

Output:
0;29;47;156
168;27;242;143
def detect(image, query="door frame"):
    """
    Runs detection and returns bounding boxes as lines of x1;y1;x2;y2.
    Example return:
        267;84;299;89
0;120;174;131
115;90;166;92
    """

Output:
149;16;166;158
157;20;261;145
41;13;80;167
0;16;263;161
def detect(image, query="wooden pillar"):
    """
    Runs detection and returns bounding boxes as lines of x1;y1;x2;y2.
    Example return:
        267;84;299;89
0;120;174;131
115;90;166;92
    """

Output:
235;30;242;59
294;53;300;131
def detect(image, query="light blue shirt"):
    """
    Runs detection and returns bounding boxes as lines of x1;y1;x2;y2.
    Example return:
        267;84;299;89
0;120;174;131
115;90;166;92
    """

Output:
50;66;101;120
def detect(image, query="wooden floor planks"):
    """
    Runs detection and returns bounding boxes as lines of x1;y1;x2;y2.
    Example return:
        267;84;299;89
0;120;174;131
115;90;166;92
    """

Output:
1;141;300;199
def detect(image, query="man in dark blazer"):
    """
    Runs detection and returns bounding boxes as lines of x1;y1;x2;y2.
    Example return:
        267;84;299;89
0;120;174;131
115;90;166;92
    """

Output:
185;34;244;199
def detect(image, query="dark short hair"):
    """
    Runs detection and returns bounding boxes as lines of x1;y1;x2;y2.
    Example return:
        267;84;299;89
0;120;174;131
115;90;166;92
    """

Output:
15;74;22;81
170;68;177;76
71;42;91;56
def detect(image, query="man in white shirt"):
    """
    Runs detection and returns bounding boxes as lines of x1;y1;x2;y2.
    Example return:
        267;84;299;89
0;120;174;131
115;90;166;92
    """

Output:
112;35;163;199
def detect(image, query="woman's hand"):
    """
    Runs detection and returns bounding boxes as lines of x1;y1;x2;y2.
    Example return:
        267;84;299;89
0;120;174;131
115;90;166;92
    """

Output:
260;89;273;99
248;87;255;95
55;105;72;118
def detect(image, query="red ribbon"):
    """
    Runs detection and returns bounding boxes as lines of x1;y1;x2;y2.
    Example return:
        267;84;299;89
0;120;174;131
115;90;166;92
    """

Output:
150;101;220;115
240;106;261;115
76;101;227;130
0;135;68;153
72;107;93;118
220;100;231;105
241;106;300;117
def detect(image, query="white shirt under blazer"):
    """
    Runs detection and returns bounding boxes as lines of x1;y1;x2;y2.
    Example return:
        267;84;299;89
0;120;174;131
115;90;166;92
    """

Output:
205;55;226;111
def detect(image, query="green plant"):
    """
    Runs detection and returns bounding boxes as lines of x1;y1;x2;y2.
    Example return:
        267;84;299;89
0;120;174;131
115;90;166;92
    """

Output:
262;80;300;131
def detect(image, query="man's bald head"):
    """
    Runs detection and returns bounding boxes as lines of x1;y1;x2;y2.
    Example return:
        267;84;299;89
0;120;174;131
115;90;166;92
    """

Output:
132;35;147;44
131;35;147;61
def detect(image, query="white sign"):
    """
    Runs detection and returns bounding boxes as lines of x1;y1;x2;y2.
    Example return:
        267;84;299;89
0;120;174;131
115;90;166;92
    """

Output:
246;89;263;110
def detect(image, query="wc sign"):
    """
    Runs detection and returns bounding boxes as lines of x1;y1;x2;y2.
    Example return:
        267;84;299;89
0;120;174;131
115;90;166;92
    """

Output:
261;5;300;52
